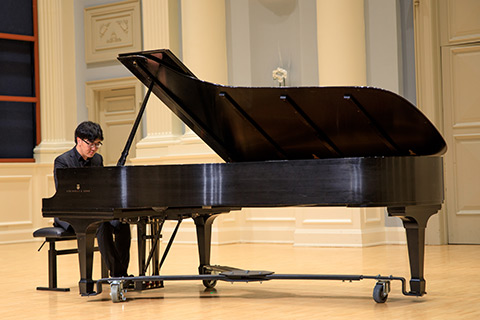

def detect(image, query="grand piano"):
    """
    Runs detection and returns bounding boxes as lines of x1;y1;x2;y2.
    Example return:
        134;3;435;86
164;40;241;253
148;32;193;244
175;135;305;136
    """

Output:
42;49;446;303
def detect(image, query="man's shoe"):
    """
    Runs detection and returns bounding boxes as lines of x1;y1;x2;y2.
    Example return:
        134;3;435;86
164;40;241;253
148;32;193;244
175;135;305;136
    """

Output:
123;275;135;290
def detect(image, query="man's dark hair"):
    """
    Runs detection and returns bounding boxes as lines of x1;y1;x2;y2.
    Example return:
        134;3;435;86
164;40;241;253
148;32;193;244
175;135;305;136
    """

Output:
74;121;104;143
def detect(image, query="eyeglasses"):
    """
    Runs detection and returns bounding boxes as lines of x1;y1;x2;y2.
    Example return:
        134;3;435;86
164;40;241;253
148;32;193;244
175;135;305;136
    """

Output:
82;139;102;149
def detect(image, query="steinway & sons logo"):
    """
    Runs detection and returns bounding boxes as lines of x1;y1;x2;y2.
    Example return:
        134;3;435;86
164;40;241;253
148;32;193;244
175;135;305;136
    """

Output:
66;183;91;193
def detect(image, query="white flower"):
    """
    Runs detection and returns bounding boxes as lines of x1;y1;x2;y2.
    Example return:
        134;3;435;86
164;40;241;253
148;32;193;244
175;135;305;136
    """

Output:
272;67;288;84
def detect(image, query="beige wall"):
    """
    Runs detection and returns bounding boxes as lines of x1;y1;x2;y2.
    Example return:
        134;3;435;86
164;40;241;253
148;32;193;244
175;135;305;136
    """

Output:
0;164;55;243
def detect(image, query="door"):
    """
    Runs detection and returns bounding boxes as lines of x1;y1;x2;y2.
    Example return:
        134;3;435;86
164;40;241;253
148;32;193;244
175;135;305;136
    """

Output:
97;87;140;166
443;44;480;243
440;0;480;243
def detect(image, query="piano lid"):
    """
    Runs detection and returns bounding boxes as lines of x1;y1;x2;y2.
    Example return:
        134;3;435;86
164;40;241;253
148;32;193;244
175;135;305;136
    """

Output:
118;49;446;163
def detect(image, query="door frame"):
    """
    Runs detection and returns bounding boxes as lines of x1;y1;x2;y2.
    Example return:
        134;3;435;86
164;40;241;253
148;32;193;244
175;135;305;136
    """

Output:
85;76;144;163
413;0;447;244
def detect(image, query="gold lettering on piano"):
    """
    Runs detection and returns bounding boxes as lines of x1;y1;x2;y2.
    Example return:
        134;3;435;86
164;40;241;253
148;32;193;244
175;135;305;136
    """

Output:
66;189;91;193
65;183;91;193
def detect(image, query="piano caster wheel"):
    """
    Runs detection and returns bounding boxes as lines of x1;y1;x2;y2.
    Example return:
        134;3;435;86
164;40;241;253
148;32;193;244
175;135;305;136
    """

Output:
110;281;126;303
373;281;390;303
201;267;217;289
203;279;217;289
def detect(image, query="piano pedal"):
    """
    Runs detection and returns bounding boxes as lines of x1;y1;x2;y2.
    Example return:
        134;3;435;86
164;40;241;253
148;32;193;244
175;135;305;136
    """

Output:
143;280;164;289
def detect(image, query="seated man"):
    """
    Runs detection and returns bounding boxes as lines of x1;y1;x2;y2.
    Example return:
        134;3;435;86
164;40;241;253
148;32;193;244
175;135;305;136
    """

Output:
54;121;131;277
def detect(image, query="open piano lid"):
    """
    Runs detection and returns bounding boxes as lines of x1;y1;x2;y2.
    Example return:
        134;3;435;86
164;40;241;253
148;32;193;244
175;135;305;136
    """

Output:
118;49;446;163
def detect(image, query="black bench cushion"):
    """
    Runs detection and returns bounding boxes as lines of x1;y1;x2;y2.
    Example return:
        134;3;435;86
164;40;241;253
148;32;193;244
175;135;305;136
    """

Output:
33;227;76;239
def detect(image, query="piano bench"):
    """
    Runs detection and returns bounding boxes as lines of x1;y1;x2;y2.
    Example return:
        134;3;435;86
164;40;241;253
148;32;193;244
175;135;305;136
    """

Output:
33;227;108;292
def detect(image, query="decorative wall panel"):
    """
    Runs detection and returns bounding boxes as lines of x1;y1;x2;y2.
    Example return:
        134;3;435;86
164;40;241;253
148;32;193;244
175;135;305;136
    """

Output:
0;175;33;226
84;0;141;63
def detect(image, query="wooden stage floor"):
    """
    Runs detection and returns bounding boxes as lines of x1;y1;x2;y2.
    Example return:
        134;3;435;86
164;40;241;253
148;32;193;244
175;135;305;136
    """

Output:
1;241;479;319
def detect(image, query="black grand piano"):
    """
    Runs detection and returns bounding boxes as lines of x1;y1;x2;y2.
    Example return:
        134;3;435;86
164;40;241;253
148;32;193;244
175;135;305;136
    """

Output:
42;49;446;303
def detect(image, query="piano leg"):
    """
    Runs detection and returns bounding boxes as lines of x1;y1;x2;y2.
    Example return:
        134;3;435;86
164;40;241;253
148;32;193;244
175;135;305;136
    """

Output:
387;205;441;296
72;220;102;295
193;214;220;274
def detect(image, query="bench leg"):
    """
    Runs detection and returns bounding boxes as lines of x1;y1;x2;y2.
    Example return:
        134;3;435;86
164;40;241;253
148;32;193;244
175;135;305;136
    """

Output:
36;240;70;292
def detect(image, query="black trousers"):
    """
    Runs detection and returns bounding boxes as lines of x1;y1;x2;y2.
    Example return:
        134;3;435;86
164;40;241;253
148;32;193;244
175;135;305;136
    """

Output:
96;221;131;277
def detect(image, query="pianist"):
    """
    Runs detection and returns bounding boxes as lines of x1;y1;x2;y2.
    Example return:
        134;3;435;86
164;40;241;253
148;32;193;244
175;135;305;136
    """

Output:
53;121;132;277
